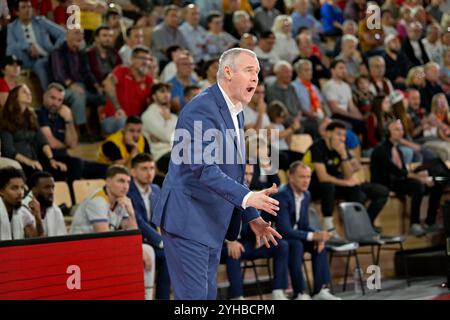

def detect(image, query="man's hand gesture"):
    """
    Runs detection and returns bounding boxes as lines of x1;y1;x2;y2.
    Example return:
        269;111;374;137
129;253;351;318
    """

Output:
249;217;282;248
246;183;279;216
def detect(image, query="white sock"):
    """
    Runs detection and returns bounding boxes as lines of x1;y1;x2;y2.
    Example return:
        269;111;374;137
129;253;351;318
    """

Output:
323;217;334;231
145;287;153;300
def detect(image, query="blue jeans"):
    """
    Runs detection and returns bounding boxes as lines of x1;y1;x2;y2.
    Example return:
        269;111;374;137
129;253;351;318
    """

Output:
101;116;126;135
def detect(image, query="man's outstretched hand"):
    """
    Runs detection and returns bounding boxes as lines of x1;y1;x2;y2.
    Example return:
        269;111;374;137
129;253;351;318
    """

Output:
246;183;279;216
249;217;282;248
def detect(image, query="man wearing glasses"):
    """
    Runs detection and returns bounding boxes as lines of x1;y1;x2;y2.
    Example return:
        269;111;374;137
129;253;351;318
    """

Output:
6;0;65;89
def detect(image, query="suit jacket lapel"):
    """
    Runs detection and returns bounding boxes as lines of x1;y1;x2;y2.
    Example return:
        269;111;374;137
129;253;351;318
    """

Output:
212;85;243;166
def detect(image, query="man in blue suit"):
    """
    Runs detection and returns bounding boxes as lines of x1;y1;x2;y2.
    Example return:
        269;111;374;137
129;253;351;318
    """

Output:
222;164;289;300
128;153;171;299
273;161;341;300
6;0;65;88
152;48;282;300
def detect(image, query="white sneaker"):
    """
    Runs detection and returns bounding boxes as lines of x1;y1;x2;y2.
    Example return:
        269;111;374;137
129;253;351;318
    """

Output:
231;296;245;300
295;293;312;300
409;223;426;237
313;288;342;300
145;288;153;300
272;289;288;300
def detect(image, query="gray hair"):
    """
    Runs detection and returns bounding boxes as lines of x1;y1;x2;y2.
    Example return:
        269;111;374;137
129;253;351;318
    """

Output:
233;10;249;25
341;34;358;46
217;48;257;80
294;59;312;73
368;55;385;67
273;60;292;74
46;82;65;94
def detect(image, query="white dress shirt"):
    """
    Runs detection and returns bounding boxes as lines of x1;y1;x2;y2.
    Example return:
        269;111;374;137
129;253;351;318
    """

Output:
135;182;152;221
294;191;314;241
217;83;252;209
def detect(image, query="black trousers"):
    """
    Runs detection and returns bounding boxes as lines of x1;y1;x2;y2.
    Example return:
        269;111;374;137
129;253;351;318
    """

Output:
392;178;444;225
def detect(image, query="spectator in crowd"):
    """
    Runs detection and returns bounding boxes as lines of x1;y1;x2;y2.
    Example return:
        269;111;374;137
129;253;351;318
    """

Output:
105;3;127;50
353;75;374;116
198;58;219;91
243;82;272;133
421;62;444;113
20;171;66;237
151;5;189;65
344;0;366;22
335;34;362;84
0;55;22;108
102;46;153;134
266;60;301;123
247;136;280;190
293;33;330;88
422;24;443;65
366;94;394;150
222;163;289;300
420;93;450;161
50;27;105;142
0;167;42;240
267;100;302;171
291;0;322;40
320;0;344;37
302;121;368;233
169;52;198;112
36;83;108;180
0;0;10;62
70;164;156;299
381;8;398;37
118;26;145;65
332;19;358;57
271;15;298;63
253;0;280;35
160;46;188;83
291;59;325;139
205;11;238;58
406;88;428;140
273;161;341;300
0;85;67;180
183;84;201;104
128;153;171;300
441;49;450;92
322;59;365;136
141;83;177;173
97;116;151;168
87;26;122;84
254;31;279;78
73;0;107;44
367;56;395;96
406;66;426;101
229;10;254;40
370;120;444;236
197;0;223;26
179;4;211;65
401;22;430;67
396;6;413;41
239;32;258;51
7;0;65;89
427;0;444;24
383;34;412;89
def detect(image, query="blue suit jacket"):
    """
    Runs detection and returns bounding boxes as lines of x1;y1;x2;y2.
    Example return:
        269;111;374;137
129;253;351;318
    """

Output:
128;180;162;248
6;17;66;58
273;184;315;241
152;84;260;249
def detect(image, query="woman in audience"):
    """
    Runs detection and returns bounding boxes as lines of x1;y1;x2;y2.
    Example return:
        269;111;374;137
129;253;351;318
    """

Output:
198;58;219;91
0;55;21;108
366;95;393;149
272;15;298;63
0;85;68;179
419;93;450;161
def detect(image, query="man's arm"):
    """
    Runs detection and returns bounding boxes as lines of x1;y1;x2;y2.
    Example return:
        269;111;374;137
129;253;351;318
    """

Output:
314;162;358;187
103;73;122;113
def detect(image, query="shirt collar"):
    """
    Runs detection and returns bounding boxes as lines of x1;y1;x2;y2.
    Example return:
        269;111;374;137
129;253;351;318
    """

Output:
294;191;304;202
217;82;243;117
134;181;151;197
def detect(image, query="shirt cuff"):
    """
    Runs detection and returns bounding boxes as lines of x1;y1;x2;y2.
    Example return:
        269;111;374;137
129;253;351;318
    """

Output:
242;191;253;209
307;232;314;242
